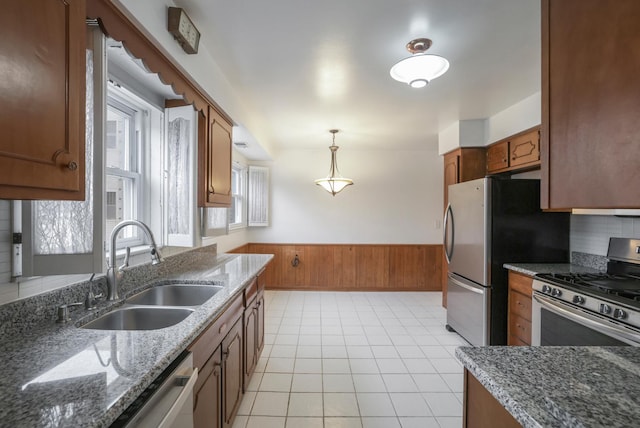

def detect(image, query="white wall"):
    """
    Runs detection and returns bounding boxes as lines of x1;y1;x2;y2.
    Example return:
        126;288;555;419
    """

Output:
248;146;444;244
115;0;275;157
487;92;541;143
438;120;488;155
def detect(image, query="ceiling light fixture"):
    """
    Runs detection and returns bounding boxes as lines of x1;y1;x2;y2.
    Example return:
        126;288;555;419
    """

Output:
314;129;354;196
390;38;449;88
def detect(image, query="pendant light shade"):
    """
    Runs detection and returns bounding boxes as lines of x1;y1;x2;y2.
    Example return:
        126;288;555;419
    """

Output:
315;130;354;196
390;38;449;88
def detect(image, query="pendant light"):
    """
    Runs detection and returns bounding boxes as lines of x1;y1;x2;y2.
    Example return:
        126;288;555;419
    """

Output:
390;38;449;88
314;129;354;196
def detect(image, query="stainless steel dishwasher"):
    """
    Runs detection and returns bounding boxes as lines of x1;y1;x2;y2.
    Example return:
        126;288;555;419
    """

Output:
112;351;198;428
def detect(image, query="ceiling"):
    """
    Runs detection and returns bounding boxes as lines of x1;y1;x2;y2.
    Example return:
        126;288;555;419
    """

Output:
174;0;541;155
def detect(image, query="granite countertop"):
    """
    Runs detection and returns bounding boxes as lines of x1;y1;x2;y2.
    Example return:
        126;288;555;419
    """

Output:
456;346;640;428
0;251;272;428
503;263;600;277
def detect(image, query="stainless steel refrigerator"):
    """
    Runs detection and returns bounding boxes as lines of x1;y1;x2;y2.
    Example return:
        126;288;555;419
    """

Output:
443;177;569;346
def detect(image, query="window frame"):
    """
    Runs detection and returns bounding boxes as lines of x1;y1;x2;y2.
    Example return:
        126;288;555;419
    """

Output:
104;86;148;249
228;162;247;230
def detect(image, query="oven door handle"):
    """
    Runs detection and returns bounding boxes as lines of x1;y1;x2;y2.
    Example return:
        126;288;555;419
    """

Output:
533;294;640;346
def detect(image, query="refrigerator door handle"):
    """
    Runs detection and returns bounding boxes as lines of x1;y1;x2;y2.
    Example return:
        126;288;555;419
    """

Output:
448;273;484;295
443;204;454;264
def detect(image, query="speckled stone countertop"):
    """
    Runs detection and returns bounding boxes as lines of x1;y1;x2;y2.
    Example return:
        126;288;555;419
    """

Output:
456;346;640;428
503;263;600;277
0;249;272;428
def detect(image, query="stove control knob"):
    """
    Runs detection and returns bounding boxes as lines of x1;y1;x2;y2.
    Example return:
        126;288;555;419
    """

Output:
599;304;612;315
551;288;562;297
613;308;627;320
542;285;552;294
572;295;585;305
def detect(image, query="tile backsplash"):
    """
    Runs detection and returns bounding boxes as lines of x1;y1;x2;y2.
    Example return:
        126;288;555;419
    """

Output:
570;214;640;256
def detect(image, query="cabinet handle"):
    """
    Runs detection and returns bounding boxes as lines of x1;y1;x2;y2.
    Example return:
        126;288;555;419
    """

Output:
208;186;215;195
222;349;229;361
67;161;78;171
219;323;227;334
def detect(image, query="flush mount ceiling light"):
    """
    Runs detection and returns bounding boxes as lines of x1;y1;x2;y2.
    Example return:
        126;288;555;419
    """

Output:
314;129;354;196
390;38;450;88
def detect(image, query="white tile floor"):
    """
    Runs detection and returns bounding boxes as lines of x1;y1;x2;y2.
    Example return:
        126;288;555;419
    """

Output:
232;290;469;428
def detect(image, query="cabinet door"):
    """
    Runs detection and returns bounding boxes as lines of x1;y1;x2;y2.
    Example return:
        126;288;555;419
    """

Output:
486;141;509;173
222;318;243;428
542;0;640;208
199;106;232;207
442;151;459;308
509;130;539;169
243;300;257;391
0;0;85;200
194;348;222;428
256;292;265;355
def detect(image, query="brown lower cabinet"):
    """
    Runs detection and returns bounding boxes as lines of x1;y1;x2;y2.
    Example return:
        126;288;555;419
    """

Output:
463;369;521;428
507;271;533;346
193;348;222;428
243;273;266;391
189;267;268;428
222;318;243;428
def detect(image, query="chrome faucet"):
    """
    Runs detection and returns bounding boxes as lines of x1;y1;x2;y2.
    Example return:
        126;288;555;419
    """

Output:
106;220;163;301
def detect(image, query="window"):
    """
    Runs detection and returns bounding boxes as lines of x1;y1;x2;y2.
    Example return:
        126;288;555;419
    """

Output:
105;91;145;246
228;163;246;229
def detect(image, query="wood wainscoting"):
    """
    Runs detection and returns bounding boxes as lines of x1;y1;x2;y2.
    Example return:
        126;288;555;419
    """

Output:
229;244;443;291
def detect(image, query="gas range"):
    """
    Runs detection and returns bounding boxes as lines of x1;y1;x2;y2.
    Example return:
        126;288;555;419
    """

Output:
531;238;640;346
533;272;640;329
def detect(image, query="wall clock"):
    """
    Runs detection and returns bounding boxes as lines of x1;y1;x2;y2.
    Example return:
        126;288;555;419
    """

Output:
168;7;200;54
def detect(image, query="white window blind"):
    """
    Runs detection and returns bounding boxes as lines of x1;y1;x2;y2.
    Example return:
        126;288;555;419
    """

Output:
202;208;229;237
164;105;197;247
248;165;269;227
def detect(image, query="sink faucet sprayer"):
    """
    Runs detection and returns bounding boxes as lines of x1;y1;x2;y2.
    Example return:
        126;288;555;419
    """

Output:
106;220;163;301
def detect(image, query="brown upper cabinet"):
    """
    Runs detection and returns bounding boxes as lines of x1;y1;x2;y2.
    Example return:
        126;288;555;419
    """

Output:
541;0;640;209
486;127;540;175
198;106;233;207
0;0;86;200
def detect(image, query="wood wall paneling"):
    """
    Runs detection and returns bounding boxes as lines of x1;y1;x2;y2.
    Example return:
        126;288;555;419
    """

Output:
333;246;357;288
305;245;335;288
356;246;390;289
243;244;442;291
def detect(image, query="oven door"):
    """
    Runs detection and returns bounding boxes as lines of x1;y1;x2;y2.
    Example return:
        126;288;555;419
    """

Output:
532;292;640;346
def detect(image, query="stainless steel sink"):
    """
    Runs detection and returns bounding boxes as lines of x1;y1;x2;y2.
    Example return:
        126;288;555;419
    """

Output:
81;307;194;330
125;284;223;306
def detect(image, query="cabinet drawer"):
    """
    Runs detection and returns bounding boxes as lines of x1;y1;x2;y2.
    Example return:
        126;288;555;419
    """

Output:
509;290;532;321
509;314;531;344
509;130;539;168
486;141;509;173
244;278;258;307
508;271;533;297
189;293;243;370
256;269;267;291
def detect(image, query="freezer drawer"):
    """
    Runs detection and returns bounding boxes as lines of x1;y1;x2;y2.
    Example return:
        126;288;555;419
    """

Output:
446;273;490;346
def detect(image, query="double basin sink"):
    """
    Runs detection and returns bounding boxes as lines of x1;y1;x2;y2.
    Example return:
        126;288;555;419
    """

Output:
82;284;223;331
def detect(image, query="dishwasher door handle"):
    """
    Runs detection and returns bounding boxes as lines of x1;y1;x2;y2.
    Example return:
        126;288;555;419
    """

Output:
157;367;199;428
